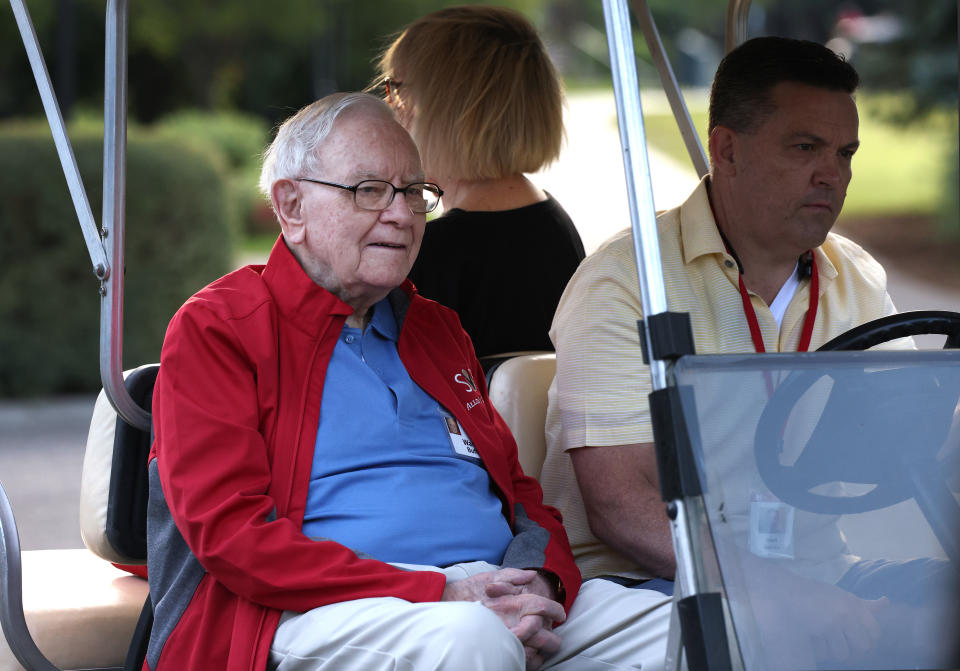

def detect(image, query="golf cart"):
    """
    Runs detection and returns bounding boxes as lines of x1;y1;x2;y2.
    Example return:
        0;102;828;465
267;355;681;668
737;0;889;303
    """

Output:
1;0;958;669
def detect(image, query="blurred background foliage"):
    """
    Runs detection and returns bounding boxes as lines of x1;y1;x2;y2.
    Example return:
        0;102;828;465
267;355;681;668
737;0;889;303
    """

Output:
2;1;955;122
1;0;957;242
1;0;954;221
2;0;956;208
0;123;233;395
0;0;957;394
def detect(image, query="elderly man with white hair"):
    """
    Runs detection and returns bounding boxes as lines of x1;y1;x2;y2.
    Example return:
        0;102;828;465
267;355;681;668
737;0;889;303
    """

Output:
143;93;668;671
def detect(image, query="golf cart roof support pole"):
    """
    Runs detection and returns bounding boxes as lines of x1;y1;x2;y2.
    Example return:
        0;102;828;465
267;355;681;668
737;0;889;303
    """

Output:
603;0;706;633
100;0;151;432
725;0;751;53
9;0;109;281
602;0;669;392
630;0;709;178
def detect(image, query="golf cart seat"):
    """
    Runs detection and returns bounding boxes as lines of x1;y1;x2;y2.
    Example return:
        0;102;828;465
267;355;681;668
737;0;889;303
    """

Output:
0;355;556;671
486;353;556;481
0;365;157;671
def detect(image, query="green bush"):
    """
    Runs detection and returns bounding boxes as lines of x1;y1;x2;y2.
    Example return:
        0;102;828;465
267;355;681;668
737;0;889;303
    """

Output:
153;109;269;169
0;123;233;397
154;110;274;235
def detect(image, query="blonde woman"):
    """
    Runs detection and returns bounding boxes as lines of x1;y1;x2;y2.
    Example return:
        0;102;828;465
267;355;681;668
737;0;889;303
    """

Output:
374;6;584;358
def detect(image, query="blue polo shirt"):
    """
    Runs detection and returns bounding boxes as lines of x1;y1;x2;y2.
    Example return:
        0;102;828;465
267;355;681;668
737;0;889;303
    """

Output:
301;298;514;566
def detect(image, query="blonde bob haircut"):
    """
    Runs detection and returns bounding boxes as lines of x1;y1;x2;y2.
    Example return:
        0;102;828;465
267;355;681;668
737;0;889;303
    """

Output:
375;5;564;181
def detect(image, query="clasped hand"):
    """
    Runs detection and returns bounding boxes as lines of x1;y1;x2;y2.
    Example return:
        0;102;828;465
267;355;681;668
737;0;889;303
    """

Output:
441;568;566;669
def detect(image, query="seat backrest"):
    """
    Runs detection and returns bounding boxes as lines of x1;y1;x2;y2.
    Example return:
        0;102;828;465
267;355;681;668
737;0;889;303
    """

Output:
80;364;159;565
487;354;556;481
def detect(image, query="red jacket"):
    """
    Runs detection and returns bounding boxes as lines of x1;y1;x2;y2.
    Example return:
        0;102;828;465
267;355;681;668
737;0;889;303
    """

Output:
145;237;580;671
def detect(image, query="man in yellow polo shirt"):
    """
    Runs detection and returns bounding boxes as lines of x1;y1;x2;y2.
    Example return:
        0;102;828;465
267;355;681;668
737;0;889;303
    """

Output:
540;36;910;666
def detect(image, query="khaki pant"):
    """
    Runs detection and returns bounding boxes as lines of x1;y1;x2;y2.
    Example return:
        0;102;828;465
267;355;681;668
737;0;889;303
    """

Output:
270;562;671;671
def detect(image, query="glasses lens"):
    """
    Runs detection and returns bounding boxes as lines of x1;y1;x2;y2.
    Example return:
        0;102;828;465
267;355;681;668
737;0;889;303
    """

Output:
354;181;392;210
405;183;441;213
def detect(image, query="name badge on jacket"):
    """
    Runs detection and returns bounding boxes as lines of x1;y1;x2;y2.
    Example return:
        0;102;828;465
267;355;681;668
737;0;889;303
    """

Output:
440;408;480;461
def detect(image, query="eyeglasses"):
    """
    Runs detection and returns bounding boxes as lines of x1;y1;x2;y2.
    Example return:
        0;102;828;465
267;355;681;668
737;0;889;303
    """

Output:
384;77;404;108
296;178;443;214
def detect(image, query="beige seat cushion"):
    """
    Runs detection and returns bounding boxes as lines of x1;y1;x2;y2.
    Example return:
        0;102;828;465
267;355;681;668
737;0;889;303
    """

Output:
0;549;148;671
487;354;556;480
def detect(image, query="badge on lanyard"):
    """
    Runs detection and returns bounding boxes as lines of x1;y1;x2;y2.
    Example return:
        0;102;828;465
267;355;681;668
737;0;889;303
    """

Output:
749;489;795;559
440;408;480;460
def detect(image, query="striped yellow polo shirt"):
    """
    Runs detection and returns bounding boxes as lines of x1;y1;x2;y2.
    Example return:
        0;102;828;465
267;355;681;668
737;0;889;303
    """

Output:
541;176;900;582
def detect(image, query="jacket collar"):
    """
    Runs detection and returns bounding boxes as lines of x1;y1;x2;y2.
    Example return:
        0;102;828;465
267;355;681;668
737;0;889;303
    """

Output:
260;234;420;336
261;235;353;335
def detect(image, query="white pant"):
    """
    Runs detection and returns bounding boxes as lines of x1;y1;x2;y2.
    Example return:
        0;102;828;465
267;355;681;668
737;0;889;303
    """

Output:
269;562;671;671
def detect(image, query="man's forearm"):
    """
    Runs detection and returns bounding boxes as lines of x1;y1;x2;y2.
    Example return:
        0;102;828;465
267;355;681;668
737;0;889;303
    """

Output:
571;442;677;578
587;488;676;578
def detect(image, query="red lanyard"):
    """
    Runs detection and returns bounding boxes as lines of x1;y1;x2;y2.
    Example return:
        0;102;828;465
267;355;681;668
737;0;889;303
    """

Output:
709;190;820;353
735;254;819;353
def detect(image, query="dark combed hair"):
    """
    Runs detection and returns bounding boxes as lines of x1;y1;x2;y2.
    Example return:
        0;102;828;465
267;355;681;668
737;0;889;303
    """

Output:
708;36;860;135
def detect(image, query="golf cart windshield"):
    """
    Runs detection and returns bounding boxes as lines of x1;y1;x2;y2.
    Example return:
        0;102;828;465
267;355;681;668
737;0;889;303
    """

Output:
672;349;960;670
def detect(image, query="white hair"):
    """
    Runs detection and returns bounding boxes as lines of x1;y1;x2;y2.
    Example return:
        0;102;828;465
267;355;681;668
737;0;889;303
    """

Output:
258;92;395;202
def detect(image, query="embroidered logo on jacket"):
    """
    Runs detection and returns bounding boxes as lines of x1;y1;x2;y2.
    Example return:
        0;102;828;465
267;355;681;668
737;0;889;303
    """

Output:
455;368;483;410
454;368;478;393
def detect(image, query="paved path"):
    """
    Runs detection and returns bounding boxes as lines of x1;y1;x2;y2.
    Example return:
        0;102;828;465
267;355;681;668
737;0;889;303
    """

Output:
0;90;956;551
536;89;703;254
0;396;93;549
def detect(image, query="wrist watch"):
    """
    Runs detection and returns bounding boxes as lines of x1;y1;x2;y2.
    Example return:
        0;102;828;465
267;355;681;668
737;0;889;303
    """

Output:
535;569;565;602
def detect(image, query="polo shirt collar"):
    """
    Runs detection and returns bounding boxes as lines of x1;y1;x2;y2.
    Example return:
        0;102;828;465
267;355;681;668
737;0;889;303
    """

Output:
677;176;839;291
812;244;838;289
678;175;726;266
367;297;399;342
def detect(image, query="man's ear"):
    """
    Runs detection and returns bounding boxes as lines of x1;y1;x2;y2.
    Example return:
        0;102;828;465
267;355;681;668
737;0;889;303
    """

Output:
709;126;737;176
272;178;306;244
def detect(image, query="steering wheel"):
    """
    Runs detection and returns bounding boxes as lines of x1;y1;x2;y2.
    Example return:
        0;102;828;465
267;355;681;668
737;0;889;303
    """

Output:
754;311;960;515
818;310;960;351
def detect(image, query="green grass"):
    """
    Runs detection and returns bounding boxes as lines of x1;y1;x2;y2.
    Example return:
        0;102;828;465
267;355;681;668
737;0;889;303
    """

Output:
641;106;709;174
640;91;956;220
845;97;956;219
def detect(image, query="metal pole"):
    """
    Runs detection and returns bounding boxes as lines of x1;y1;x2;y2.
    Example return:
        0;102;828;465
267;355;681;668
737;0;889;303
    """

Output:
9;0;109;281
0;481;59;671
630;0;710;178
100;0;151;431
602;3;730;669
602;0;669;392
725;0;752;53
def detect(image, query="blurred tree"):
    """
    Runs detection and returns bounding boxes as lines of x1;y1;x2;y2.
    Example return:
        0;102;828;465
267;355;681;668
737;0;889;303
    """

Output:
1;0;97;119
852;0;958;115
127;0;330;121
2;0;549;125
542;0;727;87
844;0;959;231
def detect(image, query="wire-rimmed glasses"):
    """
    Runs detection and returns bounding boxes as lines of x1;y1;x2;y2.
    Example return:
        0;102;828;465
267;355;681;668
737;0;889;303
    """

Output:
384;77;404;109
295;178;443;214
